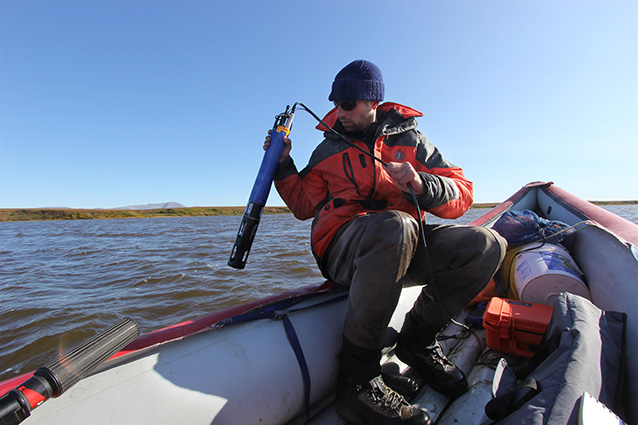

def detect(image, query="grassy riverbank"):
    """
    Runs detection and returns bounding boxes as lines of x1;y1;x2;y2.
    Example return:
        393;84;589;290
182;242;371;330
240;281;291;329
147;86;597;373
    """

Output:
0;206;290;222
0;201;635;222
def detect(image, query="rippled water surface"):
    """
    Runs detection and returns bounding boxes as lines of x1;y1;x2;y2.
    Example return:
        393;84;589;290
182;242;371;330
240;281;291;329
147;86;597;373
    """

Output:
0;205;636;380
0;214;323;379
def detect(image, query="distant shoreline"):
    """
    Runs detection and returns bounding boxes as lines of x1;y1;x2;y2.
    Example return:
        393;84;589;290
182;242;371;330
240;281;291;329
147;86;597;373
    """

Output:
1;201;636;222
0;206;285;222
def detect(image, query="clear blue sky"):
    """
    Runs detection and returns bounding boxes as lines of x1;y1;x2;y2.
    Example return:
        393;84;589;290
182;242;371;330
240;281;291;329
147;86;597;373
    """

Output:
1;0;636;209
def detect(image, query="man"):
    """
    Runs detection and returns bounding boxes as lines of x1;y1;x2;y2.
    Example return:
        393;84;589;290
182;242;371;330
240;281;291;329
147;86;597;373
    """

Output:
265;60;506;425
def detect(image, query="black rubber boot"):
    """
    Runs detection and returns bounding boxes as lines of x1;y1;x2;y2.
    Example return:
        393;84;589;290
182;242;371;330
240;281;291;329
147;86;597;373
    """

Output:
338;337;383;383
381;371;420;398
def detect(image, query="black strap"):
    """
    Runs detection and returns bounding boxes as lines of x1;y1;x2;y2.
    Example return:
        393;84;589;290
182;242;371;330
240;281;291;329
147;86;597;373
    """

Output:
211;289;348;423
282;315;311;422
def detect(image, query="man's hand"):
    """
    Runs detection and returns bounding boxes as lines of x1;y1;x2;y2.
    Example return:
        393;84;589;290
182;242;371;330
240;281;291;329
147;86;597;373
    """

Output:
263;129;292;164
385;162;425;195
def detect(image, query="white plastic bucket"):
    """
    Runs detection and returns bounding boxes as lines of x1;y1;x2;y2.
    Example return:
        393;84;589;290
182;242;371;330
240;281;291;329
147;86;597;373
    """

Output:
513;243;591;305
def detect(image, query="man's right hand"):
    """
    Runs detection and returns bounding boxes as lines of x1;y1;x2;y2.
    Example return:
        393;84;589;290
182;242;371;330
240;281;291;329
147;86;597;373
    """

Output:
263;129;292;164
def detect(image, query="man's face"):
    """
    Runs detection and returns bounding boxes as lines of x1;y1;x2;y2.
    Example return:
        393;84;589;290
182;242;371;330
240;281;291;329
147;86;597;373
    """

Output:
334;100;379;132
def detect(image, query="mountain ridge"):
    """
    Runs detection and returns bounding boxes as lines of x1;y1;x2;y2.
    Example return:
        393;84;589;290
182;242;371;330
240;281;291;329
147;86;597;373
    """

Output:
114;202;187;210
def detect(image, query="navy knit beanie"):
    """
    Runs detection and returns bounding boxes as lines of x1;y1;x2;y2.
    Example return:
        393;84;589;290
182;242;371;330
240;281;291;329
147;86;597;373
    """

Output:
328;60;384;101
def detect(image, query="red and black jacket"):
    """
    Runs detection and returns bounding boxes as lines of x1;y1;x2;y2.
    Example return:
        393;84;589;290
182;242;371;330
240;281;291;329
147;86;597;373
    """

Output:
274;102;473;262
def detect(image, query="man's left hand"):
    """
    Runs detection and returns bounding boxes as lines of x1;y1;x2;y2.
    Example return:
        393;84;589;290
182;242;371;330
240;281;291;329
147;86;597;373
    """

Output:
385;162;425;195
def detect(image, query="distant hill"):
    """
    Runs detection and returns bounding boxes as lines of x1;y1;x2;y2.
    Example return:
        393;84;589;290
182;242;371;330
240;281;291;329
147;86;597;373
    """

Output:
114;202;187;210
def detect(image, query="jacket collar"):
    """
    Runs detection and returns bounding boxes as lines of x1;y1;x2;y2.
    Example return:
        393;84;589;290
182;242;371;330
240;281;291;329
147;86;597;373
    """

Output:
316;102;423;134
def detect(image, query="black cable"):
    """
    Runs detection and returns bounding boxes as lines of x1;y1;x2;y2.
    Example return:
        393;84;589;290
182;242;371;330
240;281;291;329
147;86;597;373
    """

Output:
408;185;470;332
295;103;389;167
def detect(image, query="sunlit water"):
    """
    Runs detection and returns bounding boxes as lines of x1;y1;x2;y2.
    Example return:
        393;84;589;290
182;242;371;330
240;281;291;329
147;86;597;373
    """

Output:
0;205;635;381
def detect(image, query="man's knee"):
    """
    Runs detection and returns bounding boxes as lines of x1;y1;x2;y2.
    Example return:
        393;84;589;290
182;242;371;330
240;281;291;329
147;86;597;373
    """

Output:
358;210;420;249
374;210;419;234
472;227;507;265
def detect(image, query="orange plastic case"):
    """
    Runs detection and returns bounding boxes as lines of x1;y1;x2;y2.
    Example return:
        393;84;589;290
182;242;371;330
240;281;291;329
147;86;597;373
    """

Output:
483;297;554;358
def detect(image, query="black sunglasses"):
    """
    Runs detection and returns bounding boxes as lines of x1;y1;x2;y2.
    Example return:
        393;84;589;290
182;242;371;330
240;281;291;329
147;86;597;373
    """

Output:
334;100;358;111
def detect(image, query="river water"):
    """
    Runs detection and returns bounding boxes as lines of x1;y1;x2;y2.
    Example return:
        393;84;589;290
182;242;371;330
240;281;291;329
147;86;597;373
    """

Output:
1;205;636;381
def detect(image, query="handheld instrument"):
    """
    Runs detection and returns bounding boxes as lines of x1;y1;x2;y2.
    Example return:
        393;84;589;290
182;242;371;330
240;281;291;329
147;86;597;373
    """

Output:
228;105;295;269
